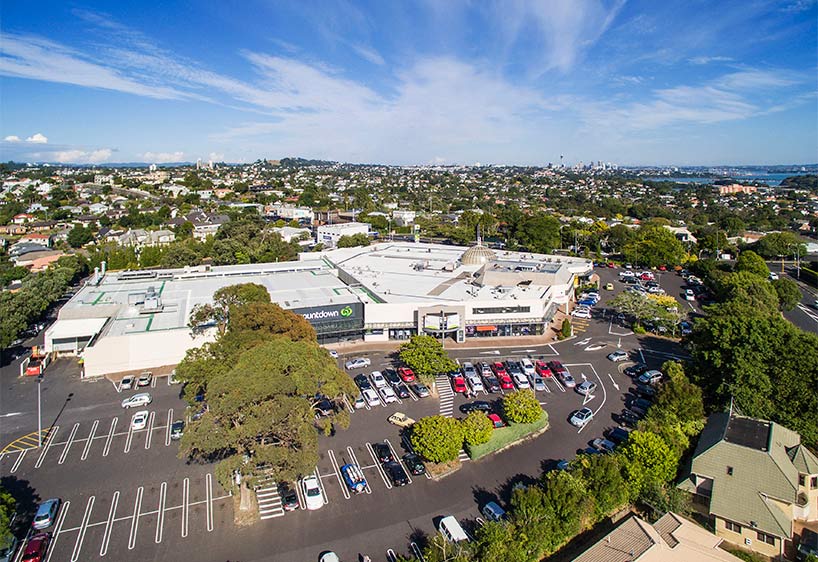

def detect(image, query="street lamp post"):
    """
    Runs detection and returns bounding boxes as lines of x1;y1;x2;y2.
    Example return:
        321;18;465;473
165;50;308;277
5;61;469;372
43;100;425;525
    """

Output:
37;374;43;447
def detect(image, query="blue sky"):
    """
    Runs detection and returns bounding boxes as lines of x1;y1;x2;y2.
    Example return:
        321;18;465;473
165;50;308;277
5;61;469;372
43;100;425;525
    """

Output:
1;0;816;166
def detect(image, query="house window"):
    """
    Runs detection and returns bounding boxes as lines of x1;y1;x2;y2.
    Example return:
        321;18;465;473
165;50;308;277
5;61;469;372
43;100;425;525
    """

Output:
799;474;806;486
757;532;775;545
725;521;742;533
812;476;817;489
727;466;734;476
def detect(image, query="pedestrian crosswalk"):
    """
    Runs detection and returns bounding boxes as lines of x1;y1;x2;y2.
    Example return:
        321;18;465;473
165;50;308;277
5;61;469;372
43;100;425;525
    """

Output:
255;471;284;520
572;318;590;335
458;449;470;462
436;374;454;417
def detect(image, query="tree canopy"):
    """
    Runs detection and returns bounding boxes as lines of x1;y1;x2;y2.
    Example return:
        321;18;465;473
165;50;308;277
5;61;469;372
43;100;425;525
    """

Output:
409;415;464;463
398;335;458;384
501;390;543;424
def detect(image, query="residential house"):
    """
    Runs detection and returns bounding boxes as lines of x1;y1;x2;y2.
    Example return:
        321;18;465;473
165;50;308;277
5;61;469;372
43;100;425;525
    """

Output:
115;229;176;247
0;224;27;235
12;213;35;224
19;233;52;247
573;512;743;562
28;220;58;232
665;226;698;245
271;226;312;246
678;413;818;560
88;203;109;215
27;203;47;213
12;249;64;270
187;211;229;240
391;209;416;227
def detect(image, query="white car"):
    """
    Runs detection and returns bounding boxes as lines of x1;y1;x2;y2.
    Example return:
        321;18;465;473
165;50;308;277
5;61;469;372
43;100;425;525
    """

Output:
379;386;398;404
684;289;696;301
570;407;594;428
607;350;628;362
466;374;484;393
768;272;779;280
370;371;387;389
137;372;152;387
131;410;149;430
512;372;530;389
572;307;592;319
344;357;371;370
520;358;536;377
301;476;325;510
328;350;339;359
121;393;152;409
120;375;135;390
362;388;381;407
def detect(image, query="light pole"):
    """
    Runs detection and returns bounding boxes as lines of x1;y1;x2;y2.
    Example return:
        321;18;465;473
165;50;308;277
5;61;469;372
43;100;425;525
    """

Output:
37;374;43;447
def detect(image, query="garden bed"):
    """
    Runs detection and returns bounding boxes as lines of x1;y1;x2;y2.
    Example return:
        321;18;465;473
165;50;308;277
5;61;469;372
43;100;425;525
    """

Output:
466;413;549;460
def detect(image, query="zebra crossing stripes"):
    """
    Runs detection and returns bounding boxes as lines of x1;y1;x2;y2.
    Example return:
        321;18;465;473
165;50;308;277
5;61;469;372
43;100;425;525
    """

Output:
458;450;470;462
255;473;285;520
436;375;455;417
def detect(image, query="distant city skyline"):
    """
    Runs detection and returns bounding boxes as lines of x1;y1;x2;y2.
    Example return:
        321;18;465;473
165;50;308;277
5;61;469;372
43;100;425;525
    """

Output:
1;1;816;166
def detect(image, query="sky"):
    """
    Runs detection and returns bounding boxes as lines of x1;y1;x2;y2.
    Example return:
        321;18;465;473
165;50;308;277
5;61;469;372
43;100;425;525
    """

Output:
1;0;816;166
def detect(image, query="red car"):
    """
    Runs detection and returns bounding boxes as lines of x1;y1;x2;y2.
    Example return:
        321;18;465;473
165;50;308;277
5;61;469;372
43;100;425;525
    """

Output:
658;265;667;271
452;376;467;393
397;367;415;382
492;368;514;390
491;362;507;377
607;262;615;268
487;413;505;429
534;360;552;377
22;533;50;562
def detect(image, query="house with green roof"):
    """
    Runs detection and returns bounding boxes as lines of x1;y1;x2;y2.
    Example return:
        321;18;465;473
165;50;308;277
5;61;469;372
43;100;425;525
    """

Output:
678;413;818;560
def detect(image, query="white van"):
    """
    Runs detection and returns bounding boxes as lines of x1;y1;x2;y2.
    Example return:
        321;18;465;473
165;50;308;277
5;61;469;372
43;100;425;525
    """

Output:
438;515;470;543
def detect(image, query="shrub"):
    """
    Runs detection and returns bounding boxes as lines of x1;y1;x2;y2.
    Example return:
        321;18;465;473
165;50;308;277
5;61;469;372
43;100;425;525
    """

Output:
409;415;464;463
461;411;492;446
561;319;572;339
502;390;543;424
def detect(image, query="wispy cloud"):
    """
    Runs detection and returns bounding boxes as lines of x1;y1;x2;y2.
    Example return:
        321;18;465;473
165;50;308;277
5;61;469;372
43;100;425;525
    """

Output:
351;44;385;65
689;55;734;65
141;151;185;163
52;148;112;163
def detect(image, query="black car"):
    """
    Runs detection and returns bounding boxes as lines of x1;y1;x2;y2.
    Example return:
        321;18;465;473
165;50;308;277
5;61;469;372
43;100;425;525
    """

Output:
402;453;426;476
314;398;335;417
629;397;652;417
618;409;641;427
170;420;185;440
384;461;409;486
372;442;394;463
278;482;299;511
459;401;493;414
393;383;411;399
482;374;501;393
383;368;401;385
633;383;657;399
354;374;372;390
447;369;461;378
606;426;631;444
623;363;648;378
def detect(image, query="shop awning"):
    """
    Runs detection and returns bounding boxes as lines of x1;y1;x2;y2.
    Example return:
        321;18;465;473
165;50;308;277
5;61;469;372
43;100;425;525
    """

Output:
475;325;497;332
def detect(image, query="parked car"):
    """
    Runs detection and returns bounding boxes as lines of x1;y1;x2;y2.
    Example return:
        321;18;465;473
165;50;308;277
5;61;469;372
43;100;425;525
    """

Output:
136;372;152;387
452;376;467;393
120;375;135;390
20;533;49;562
623;363;648;378
344;357;371;370
481;501;506;522
278;482;299;511
382;368;400;385
576;380;597;396
633;383;657;399
387;412;416;428
520;358;536;376
638;370;664;386
535;360;552;377
301;476;324;510
131;410;149;431
402;453;426;476
121;393;152;409
769;272;779;280
354;374;372;391
547;360;568;378
572;307;592;319
496;371;514;390
372;442;394;463
531;374;546;392
492;362;508;377
0;535;18;562
411;383;430;398
604;282;614;290
618;409;642;427
512;372;530;390
607;350;628;362
362;388;381;407
505;360;524;377
341;463;368;494
679;321;692;336
379;386;398;404
370;371;388;389
353;394;366;409
606;426;631;444
328;350;339;359
559;371;576;388
170;420;184;440
481;372;501;393
684;289;696;301
393;383;411;399
576;300;596;309
629;397;653;417
459;401;493;414
569;407;594;428
397;367;415;382
462;362;477;378
487;413;506;428
384;461;409;486
592;438;616;453
466;373;484;393
32;498;61;530
314;397;335;417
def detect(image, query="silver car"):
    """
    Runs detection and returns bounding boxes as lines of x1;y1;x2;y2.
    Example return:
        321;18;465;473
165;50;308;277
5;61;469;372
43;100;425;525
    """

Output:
344;357;371;370
121;392;152;409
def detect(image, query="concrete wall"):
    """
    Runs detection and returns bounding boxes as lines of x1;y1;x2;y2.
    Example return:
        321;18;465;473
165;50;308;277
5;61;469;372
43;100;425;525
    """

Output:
715;517;783;559
82;328;215;378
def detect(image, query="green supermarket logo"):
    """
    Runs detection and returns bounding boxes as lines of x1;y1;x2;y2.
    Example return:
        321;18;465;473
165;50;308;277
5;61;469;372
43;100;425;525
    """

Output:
340;306;353;317
302;305;356;321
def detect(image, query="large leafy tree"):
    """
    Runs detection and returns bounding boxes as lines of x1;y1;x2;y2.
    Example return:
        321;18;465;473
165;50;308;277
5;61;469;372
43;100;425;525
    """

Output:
623;224;686;267
398;335;458;384
188;282;271;335
409;415;464;463
461;411;492;446
514;213;561;253
0;485;15;552
771;278;801;311
576;454;629;520
501;390;544;424
734;250;769;278
619;430;679;499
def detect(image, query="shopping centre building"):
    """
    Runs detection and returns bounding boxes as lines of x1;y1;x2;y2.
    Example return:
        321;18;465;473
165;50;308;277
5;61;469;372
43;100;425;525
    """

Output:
44;241;592;377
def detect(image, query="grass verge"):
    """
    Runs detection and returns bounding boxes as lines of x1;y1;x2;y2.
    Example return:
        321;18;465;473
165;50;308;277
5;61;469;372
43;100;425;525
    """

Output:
466;413;549;460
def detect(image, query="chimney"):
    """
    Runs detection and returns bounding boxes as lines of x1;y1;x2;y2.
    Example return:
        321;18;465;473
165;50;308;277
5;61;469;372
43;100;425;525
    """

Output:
101;260;107;276
93;267;100;284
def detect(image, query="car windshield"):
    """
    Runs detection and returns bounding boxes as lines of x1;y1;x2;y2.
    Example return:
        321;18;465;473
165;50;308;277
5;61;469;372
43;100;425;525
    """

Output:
306;487;320;497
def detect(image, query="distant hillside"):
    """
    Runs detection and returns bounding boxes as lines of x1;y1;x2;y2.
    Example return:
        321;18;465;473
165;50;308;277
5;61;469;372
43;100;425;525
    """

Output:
279;157;336;167
781;174;818;191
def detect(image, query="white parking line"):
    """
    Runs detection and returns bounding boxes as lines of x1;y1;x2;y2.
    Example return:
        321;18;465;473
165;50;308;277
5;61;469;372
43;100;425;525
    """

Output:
205;473;214;531
10;449;26;473
81;420;98;461
34;425;59;468
165;409;173;446
365;442;392;490
151;376;158;388
58;422;80;465
124;419;134;454
128;486;143;550
71;496;94;562
103;418;117;457
99;490;118;557
155;481;167;543
44;499;70;562
346;446;372;494
145;411;156;450
385;439;412;485
181;477;189;538
112;380;121;393
327;449;350;499
295;477;306;511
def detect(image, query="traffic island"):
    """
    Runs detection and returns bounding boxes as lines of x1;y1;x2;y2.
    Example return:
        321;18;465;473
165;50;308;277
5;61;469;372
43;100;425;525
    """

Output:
465;413;549;461
427;459;462;480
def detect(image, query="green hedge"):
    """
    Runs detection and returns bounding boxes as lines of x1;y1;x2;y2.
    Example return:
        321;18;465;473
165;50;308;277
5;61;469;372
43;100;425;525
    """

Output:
465;412;548;460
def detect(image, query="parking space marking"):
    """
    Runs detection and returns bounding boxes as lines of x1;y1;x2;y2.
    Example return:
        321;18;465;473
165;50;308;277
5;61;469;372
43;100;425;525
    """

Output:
327;449;350;500
206;473;214;531
34;425;59;468
365;442;392;490
165;409;173;446
151;375;158;388
295;476;306;510
45;499;70;562
58;422;81;465
346;446;372;494
10;449;26;473
124;418;135;454
128;486;143;550
81;420;99;461
71;496;95;562
155;481;167;543
385;439;412;485
99;490;118;557
145;411;156;450
102;418;117;457
181;477;189;537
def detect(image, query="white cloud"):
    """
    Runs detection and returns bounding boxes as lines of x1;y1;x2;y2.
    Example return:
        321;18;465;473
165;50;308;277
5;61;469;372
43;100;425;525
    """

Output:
141;151;185;163
52;148;112;163
25;133;48;144
207;152;224;162
351;44;385;65
3;135;21;142
689;55;734;65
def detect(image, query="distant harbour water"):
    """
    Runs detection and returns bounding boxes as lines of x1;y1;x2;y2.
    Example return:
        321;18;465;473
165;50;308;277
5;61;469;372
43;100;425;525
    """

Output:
646;171;811;187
